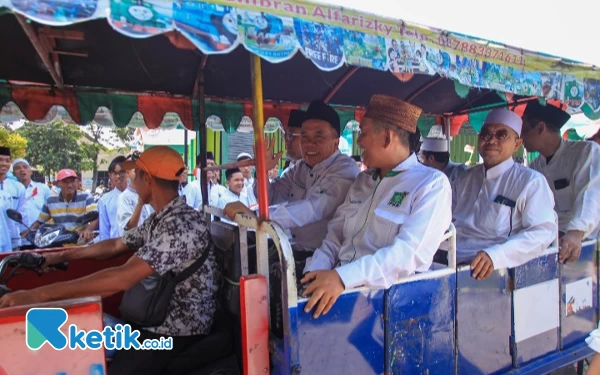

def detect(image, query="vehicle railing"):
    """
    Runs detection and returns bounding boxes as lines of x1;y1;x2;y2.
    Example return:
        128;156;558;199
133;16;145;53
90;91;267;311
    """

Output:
205;206;298;310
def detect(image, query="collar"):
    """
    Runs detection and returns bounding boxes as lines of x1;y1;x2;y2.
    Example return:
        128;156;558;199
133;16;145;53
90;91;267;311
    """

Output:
484;158;514;179
546;139;567;165
371;153;417;181
303;149;343;171
226;188;241;198
153;195;185;221
59;191;78;202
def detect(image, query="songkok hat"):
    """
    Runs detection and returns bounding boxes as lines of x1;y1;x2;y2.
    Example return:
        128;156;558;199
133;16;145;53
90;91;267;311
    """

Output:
523;100;571;130
0;146;10;156
483;109;523;136
304;101;341;137
421;138;448;153
287;109;306;129
363;94;422;133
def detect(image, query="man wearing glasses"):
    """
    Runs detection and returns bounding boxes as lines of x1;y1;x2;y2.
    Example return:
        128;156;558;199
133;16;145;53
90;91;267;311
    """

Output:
281;109;305;176
452;109;556;280
98;156;128;240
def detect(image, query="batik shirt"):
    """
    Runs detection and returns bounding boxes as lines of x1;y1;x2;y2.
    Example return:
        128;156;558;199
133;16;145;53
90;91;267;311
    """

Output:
121;196;220;336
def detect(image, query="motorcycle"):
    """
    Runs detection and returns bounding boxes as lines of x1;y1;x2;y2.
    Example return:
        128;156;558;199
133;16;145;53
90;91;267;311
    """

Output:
6;209;100;249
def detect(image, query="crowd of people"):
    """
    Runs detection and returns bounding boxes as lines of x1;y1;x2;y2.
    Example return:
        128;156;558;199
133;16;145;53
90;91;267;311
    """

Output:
0;95;598;374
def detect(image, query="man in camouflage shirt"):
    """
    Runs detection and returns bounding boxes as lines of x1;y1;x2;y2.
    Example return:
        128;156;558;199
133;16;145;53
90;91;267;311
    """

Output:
0;146;220;375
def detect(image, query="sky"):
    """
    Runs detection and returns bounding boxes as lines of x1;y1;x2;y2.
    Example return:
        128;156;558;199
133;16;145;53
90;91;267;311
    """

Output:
323;0;599;66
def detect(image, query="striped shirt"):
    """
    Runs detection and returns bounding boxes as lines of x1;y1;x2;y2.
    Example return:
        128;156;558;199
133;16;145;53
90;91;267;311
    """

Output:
38;192;97;231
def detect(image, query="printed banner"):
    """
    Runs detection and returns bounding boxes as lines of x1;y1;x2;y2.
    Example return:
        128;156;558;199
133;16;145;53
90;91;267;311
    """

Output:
343;30;386;70
3;0;600;117
173;1;239;54
294;19;344;71
9;0;102;25
108;0;173;37
238;10;297;63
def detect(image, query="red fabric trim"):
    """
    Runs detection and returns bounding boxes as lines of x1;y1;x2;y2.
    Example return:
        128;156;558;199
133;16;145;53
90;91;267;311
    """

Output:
137;96;193;130
11;87;81;124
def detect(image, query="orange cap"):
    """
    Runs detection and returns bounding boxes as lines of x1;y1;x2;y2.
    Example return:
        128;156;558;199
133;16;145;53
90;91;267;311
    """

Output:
123;146;185;181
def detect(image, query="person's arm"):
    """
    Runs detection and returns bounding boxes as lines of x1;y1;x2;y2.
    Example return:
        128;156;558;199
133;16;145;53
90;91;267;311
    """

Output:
484;176;558;270
127;200;145;230
334;176;452;290
589;354;600;375
253;163;295;205
97;198;110;241
269;173;354;230
304;191;355;273
567;143;600;237
0;255;155;308
44;237;133;265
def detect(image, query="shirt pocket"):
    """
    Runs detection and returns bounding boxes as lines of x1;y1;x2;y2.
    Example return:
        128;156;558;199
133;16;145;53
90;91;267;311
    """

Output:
481;200;512;238
373;206;407;247
554;187;572;213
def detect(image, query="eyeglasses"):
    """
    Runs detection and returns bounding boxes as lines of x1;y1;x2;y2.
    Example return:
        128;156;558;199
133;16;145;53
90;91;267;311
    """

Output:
284;133;301;142
479;129;511;142
111;170;127;177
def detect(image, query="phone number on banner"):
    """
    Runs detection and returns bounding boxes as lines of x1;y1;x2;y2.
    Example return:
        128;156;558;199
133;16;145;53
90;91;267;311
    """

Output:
436;36;525;66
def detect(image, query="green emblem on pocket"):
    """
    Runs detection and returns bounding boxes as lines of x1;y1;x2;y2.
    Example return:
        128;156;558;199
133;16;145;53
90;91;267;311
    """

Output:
388;192;407;208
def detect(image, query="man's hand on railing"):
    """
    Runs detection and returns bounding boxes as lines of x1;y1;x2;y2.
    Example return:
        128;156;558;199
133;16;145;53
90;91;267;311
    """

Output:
559;230;584;264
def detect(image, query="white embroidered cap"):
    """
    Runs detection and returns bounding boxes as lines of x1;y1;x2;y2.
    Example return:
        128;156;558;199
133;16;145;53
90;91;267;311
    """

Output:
421;138;448;152
483;109;523;136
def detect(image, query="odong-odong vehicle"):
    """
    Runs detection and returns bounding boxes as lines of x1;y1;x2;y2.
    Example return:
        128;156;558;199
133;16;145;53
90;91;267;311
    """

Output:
0;1;598;374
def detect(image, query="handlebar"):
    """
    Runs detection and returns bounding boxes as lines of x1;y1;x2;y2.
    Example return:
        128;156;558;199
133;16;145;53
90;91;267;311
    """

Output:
0;252;69;280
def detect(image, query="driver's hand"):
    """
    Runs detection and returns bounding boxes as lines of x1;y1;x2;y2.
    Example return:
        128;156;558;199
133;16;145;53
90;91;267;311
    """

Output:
0;290;41;309
20;229;29;238
79;229;95;243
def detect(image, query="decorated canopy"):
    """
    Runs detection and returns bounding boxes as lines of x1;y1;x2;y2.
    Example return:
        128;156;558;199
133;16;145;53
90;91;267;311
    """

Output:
1;0;599;134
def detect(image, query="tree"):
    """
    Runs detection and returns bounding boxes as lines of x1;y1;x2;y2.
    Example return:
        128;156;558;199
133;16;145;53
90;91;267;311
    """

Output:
0;126;27;159
81;123;134;190
16;120;90;178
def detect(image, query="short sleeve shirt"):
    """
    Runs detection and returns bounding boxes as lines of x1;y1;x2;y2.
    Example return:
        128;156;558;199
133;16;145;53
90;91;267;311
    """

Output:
121;196;220;336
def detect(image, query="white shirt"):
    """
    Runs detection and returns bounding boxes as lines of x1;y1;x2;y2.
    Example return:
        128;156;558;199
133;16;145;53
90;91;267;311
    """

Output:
217;188;258;211
444;161;468;184
452;158;557;269
0;190;13;252
305;154;452;290
255;150;360;252
530;139;600;239
183;180;225;210
0;178;27;248
116;187;154;236
20;181;51;245
98;187;125;241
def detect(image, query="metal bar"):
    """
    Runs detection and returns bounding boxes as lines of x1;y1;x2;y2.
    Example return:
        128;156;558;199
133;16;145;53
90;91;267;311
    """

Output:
502;342;592;375
406;76;444;103
53;50;89;57
323;66;359;104
447;97;538;116
15;15;63;89
250;55;269;221
240;275;270;375
445;116;451;150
